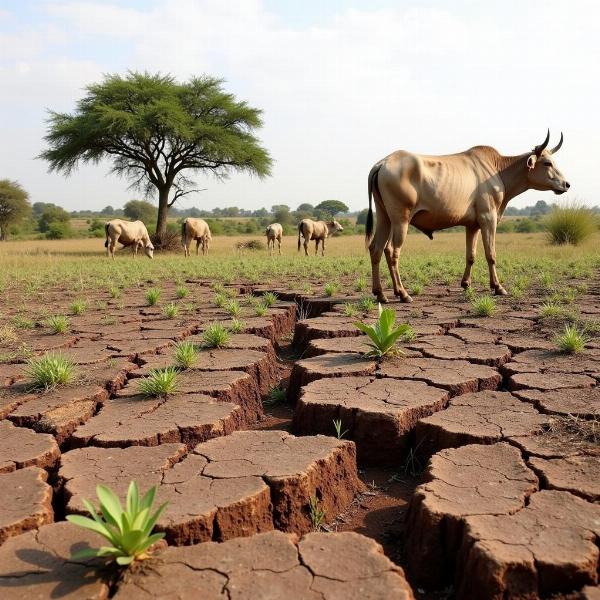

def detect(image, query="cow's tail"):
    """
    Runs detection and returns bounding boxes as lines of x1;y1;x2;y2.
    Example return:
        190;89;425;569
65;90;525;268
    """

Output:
104;223;109;248
297;222;302;252
181;220;186;246
365;163;381;248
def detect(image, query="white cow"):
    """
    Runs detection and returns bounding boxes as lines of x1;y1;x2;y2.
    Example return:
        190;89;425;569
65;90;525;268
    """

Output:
182;218;212;257
104;219;154;259
265;223;283;255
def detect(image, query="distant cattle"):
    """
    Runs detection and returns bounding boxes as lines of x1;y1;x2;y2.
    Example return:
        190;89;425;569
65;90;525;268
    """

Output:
297;219;343;256
266;223;283;255
104;219;154;259
181;218;212;257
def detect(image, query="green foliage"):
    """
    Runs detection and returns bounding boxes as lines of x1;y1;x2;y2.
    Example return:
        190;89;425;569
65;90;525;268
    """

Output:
540;301;563;319
354;304;412;358
262;292;277;307
174;341;197;369
202;323;231;348
314;200;349;218
411;283;424;296
163;302;178;319
356;296;376;312
70;299;88;315
145;288;161;306
471;296;496;317
66;481;167;566
229;318;244;334
46;314;70;334
27;353;75;389
555;325;589;354
0;179;31;241
255;303;268;316
41;72;272;237
123;200;157;225
342;302;358;317
214;292;228;308
323;282;339;297
264;385;286;407
45;220;74;239
354;277;367;293
545;203;597;246
333;419;348;439
37;204;70;233
224;299;242;317
175;286;188;299
138;367;178;397
109;286;121;299
308;496;326;532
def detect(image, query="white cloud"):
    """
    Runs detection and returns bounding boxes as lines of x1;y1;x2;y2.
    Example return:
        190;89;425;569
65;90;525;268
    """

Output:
1;0;599;211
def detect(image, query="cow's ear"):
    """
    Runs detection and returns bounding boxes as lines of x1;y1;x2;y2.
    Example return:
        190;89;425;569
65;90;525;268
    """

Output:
527;155;537;170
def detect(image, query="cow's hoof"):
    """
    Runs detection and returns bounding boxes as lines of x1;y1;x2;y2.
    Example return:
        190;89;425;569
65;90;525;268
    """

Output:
375;293;388;304
396;293;413;303
461;280;471;289
493;286;508;296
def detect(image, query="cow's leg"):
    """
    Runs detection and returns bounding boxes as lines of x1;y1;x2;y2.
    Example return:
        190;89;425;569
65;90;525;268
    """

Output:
369;217;391;304
109;236;118;260
461;227;480;289
314;239;319;255
195;239;200;256
321;237;326;257
278;237;281;255
480;218;507;295
388;219;412;302
303;237;309;256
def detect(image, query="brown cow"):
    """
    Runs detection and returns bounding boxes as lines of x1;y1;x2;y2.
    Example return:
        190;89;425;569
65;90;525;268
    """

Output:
266;223;283;255
297;219;343;256
366;131;569;303
182;218;212;257
104;219;154;259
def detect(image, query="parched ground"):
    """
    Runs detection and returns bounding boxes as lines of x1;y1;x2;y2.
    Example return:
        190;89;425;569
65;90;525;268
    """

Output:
0;273;599;599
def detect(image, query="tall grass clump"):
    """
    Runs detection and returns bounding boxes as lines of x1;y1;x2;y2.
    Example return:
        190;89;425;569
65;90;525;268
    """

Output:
175;286;188;299
202;323;231;348
145;288;161;306
138;367;178;396
544;203;597;246
471;296;496;317
262;292;277;307
27;353;75;389
46;315;70;334
555;325;589;354
174;341;197;369
70;299;88;315
163;302;179;319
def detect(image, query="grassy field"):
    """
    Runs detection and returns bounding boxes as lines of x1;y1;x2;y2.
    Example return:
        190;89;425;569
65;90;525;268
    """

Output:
0;232;598;297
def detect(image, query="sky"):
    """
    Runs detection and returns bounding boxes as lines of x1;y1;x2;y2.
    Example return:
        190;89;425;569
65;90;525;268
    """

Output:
0;0;598;212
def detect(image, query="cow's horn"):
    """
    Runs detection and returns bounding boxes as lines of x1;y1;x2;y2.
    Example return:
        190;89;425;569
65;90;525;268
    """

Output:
550;132;563;154
534;129;550;156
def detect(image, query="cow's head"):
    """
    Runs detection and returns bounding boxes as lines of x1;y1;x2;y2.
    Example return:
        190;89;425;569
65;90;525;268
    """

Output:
144;242;155;259
526;130;570;195
328;220;344;234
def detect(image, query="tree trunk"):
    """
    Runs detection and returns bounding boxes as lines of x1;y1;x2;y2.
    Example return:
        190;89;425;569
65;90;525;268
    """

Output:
155;185;171;242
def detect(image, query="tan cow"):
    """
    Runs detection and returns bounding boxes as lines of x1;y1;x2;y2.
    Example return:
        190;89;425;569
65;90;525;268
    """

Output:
266;223;283;255
182;218;212;257
297;219;344;256
104;219;154;259
366;131;569;303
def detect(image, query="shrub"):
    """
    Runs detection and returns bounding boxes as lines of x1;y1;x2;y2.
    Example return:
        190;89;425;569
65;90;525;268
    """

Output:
163;302;178;319
145;288;161;306
27;353;75;389
174;341;197;369
45;221;74;239
46;315;69;334
471;296;496;317
555;325;589;354
202;323;231;348
354;304;412;358
138;367;178;397
66;481;167;566
544;203;597;245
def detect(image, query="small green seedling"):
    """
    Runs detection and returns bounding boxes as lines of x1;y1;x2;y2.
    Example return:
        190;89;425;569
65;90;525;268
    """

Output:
255;303;268;317
540;302;563;319
354;304;412;358
46;315;69;334
555;325;589;354
163;302;179;319
174;341;197;369
66;481;168;566
203;323;231;348
145;288;161;306
138;367;178;397
27;353;75;389
333;419;348;439
323;282;339;297
70;299;88;315
264;385;287;407
175;286;188;299
355;278;367;293
471;295;496;317
342;302;358;317
262;292;277;307
308;496;326;532
229;319;244;334
357;296;376;312
225;299;242;317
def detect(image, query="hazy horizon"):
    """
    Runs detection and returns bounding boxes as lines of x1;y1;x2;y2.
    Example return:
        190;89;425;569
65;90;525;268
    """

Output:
1;0;598;213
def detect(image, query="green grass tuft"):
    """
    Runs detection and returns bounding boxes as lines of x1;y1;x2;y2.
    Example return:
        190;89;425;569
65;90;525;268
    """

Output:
202;323;231;348
174;341;197;369
27;353;75;389
70;299;88;315
145;288;161;306
471;295;496;317
138;367;178;397
545;203;598;246
163;302;179;319
555;324;589;354
46;315;70;334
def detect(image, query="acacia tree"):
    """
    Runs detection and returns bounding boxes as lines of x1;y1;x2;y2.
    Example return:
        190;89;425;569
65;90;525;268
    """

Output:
41;72;272;242
0;180;31;241
315;200;349;218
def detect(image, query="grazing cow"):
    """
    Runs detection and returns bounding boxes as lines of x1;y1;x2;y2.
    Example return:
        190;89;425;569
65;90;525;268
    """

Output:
104;219;154;260
181;218;212;257
297;219;343;256
266;223;283;255
366;131;569;303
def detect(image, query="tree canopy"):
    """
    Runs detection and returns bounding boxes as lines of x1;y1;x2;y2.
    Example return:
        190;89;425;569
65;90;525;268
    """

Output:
123;199;156;224
41;71;272;242
37;204;70;233
315;200;349;218
0;180;31;241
